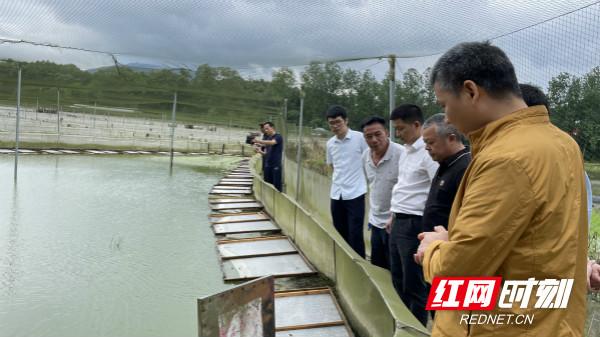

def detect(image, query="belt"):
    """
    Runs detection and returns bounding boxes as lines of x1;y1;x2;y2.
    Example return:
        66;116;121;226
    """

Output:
394;213;421;219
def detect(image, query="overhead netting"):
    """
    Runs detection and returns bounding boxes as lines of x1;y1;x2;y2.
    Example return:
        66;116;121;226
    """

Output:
1;0;598;68
0;0;599;157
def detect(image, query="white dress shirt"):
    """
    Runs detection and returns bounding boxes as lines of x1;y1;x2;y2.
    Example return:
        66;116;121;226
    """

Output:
390;136;439;215
363;141;404;228
326;129;368;200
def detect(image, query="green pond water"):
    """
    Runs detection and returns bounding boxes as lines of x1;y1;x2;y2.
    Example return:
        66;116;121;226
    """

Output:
0;154;240;337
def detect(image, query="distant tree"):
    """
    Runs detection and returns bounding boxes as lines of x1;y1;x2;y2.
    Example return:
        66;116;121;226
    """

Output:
193;64;217;89
548;68;600;160
301;62;344;127
271;67;296;99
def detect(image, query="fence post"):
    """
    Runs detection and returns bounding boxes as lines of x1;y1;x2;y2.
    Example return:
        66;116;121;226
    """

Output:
295;88;305;201
14;67;22;183
282;98;288;192
388;55;396;139
169;92;177;172
57;88;61;144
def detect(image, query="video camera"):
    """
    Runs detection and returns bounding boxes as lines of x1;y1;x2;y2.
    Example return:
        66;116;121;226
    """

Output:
245;132;262;145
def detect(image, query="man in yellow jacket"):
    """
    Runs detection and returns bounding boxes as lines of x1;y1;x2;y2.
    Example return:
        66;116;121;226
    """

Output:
416;41;588;336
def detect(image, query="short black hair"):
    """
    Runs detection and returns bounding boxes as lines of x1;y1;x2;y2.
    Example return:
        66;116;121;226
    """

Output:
360;116;387;130
519;83;550;112
390;104;424;124
326;105;348;120
430;41;521;99
262;121;275;128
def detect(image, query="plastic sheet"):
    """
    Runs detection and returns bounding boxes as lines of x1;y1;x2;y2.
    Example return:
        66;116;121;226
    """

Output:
209;198;257;204
213;221;280;234
211;202;263;210
222;254;314;281
275;326;351;337
217;238;296;258
275;292;343;328
211;213;269;224
210;189;252;195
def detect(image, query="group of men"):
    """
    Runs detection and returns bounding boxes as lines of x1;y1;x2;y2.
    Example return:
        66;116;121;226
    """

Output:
324;41;598;336
327;102;469;326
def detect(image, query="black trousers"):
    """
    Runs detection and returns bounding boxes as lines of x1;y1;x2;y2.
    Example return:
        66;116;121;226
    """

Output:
264;165;282;192
389;214;429;326
370;225;390;270
330;194;365;258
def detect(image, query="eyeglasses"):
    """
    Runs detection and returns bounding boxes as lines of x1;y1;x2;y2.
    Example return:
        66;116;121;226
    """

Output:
327;119;344;126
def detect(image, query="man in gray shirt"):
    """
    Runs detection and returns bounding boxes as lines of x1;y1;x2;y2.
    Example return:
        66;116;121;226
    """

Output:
361;116;404;269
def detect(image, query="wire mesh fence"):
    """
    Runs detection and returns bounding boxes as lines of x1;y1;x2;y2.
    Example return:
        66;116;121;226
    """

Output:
0;105;258;152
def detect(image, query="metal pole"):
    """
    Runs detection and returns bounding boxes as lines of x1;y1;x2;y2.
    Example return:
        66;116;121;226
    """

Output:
169;92;177;171
388;55;396;139
228;116;231;143
93;101;96;128
14;67;21;183
295;90;304;201
282;98;288;192
57;88;60;142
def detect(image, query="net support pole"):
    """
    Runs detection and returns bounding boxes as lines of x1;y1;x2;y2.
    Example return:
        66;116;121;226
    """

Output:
295;90;304;201
282;98;288;192
388;55;396;139
14;67;22;183
169;92;178;172
35;90;39;120
57;88;60;143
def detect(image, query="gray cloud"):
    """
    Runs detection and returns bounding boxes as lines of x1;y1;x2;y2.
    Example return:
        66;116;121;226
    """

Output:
0;0;598;87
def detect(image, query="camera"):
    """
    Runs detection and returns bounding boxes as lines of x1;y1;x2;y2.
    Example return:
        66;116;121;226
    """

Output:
245;132;261;145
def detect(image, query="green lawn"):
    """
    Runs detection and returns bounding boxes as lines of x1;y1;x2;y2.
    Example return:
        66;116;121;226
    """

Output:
586;162;600;181
592;208;600;237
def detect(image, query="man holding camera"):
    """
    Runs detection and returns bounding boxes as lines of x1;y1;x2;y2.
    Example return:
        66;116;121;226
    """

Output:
253;122;283;192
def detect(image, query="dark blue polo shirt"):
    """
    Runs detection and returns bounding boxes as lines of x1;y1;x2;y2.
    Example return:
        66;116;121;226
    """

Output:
265;133;283;168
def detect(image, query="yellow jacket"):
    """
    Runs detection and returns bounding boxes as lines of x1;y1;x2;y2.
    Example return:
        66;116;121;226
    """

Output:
423;106;588;336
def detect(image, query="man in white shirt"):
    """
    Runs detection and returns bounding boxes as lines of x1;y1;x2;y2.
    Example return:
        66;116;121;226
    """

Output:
386;104;438;326
326;105;368;257
361;116;403;269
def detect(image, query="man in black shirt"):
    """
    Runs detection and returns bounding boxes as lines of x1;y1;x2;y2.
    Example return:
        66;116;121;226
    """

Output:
421;113;471;232
253;121;283;192
420;113;470;321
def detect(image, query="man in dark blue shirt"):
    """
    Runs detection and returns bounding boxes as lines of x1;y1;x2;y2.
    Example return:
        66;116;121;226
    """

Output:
253;122;283;192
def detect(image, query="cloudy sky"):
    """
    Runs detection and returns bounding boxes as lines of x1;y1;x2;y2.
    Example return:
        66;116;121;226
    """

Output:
1;0;599;86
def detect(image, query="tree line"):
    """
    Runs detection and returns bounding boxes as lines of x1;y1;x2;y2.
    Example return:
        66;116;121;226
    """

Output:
0;59;598;159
